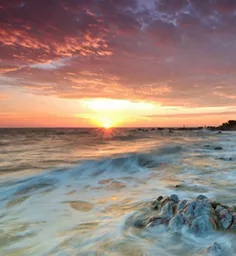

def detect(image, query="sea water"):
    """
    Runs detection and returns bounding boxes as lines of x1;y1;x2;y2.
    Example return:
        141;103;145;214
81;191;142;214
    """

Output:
0;128;236;255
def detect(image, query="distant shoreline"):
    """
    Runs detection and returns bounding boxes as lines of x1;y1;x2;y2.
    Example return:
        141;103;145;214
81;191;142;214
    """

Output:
0;120;235;130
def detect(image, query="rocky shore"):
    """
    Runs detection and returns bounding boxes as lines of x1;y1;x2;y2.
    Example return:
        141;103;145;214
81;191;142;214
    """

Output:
130;120;236;132
218;120;236;131
126;195;236;256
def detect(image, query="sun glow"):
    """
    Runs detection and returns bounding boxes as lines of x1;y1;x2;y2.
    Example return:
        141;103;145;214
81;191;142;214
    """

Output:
102;118;112;129
103;122;111;129
78;98;156;128
82;98;155;112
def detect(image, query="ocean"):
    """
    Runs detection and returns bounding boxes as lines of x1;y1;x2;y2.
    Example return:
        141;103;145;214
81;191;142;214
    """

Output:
0;128;236;255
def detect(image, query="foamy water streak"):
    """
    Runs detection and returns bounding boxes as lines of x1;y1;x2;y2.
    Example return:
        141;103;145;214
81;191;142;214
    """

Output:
0;128;236;255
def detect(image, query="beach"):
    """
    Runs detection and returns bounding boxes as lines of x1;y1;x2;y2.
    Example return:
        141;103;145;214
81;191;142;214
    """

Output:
0;128;236;255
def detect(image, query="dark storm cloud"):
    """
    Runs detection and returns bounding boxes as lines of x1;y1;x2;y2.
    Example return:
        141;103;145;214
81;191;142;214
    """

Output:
1;0;236;107
158;0;187;13
214;0;236;13
146;20;179;45
0;0;112;62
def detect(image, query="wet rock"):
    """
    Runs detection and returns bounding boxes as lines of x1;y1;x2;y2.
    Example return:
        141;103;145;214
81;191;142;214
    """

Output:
175;184;182;188
160;196;169;207
218;157;233;161
177;200;187;212
190;215;216;236
182;201;196;219
217;208;233;229
152;202;159;210
231;204;236;212
152;195;163;210
215;205;224;213
146;216;169;227
214;146;223;150
125;208;153;229
130;194;236;240
170;194;179;203
197;195;208;201
160;200;177;219
206;242;223;256
229;214;236;230
169;213;185;232
204;145;223;151
211;202;222;211
194;200;213;218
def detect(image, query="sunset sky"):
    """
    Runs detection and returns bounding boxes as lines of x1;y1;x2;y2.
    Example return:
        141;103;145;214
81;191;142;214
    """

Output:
1;0;236;127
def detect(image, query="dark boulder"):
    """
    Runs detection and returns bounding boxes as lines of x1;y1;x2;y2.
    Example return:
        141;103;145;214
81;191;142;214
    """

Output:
126;195;236;256
190;215;216;236
128;195;236;237
170;194;179;203
217;208;233;229
214;146;223;150
160;200;177;219
177;200;187;212
197;195;208;201
169;213;185;232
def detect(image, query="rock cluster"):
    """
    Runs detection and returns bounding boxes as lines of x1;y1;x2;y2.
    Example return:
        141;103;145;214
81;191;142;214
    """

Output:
148;194;236;235
219;120;236;131
124;195;236;256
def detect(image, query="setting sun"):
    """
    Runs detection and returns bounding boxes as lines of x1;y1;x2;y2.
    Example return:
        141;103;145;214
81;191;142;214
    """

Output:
2;0;236;255
78;98;156;128
101;118;112;129
103;122;111;129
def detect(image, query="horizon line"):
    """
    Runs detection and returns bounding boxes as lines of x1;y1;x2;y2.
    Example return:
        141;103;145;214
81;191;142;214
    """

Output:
0;126;217;129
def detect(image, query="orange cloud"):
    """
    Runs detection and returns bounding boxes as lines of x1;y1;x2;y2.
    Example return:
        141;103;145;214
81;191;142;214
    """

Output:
214;92;236;100
0;67;20;74
1;0;236;129
0;27;112;63
0;28;48;50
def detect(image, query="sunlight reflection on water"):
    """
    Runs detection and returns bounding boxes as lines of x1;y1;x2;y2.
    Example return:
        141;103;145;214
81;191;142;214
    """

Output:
0;129;236;255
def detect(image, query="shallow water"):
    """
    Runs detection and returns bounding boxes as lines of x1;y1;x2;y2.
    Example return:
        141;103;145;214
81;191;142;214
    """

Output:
0;128;236;255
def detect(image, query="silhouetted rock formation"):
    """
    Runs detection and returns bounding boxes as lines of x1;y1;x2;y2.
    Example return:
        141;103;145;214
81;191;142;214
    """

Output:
219;120;236;131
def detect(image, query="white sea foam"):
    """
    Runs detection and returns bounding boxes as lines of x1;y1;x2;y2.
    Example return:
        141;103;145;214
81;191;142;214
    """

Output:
0;129;236;255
